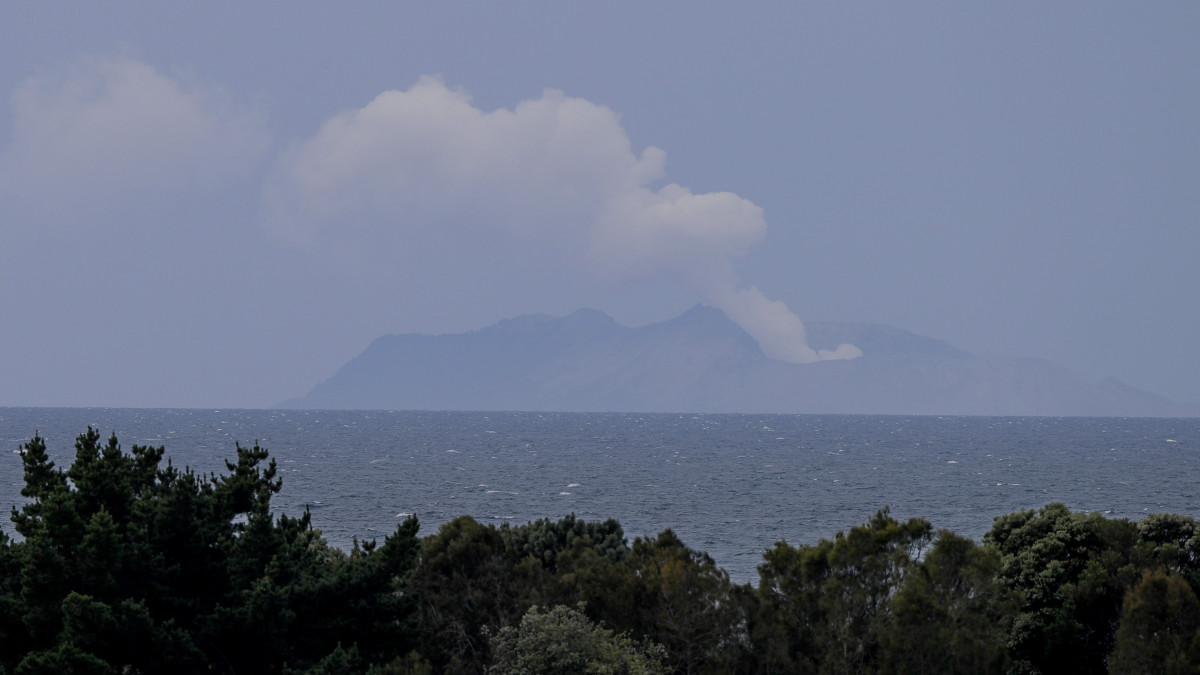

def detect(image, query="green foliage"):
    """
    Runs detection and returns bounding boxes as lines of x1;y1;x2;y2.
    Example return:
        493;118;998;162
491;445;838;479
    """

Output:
409;513;641;673
6;432;1200;674
879;530;1018;674
500;513;627;569
986;503;1142;674
756;508;932;674
406;514;749;674
1108;571;1200;675
488;603;666;674
0;429;420;675
368;650;436;675
625;530;744;675
409;515;518;673
1134;512;1200;588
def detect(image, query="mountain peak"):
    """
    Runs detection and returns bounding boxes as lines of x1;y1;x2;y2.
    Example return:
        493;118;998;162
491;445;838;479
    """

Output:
279;308;1195;416
562;307;620;329
676;303;729;322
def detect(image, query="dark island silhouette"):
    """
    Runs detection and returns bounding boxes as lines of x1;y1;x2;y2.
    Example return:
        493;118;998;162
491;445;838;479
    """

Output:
280;305;1195;417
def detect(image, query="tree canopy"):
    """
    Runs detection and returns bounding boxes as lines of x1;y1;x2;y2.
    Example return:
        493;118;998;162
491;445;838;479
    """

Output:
1;429;1196;674
2;429;420;674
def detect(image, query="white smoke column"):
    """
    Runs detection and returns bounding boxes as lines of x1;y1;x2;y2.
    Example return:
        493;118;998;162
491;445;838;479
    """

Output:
708;283;862;363
593;181;862;364
263;76;861;363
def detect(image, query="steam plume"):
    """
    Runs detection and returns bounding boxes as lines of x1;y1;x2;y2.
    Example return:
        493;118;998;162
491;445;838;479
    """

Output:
261;76;860;363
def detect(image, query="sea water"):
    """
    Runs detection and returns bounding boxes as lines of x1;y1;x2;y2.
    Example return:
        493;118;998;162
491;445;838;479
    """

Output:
1;408;1196;583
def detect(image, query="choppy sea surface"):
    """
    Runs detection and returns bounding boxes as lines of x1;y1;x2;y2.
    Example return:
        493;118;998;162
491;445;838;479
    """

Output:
1;408;1196;583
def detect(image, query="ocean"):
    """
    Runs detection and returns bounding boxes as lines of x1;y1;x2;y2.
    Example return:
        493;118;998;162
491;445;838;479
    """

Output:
1;408;1196;583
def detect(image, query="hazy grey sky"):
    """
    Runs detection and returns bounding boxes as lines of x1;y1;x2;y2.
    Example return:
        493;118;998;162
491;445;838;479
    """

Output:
1;2;1197;408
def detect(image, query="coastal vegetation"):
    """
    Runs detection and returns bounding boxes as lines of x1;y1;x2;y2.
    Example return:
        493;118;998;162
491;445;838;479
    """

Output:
1;430;1198;674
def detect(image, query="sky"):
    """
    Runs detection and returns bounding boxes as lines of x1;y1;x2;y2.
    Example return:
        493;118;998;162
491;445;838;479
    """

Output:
1;3;1197;409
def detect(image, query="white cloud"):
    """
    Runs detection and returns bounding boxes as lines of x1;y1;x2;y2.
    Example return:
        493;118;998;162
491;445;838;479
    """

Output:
590;183;767;279
263;76;673;257
263;76;858;363
0;56;270;230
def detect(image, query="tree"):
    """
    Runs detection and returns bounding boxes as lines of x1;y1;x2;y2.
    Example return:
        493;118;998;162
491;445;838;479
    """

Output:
2;430;420;674
879;530;1017;674
488;603;666;674
499;514;627;571
1108;571;1200;674
409;513;640;672
756;508;932;674
626;530;745;675
985;503;1141;675
409;516;519;673
1134;513;1200;589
